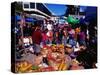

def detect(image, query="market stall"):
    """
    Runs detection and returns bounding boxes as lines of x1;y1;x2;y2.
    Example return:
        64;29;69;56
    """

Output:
15;44;85;73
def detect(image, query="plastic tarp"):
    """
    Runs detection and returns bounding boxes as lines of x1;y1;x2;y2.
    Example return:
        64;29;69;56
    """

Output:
16;15;36;22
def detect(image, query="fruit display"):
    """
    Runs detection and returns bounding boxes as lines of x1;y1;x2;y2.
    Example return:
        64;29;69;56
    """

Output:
15;44;84;73
42;44;69;71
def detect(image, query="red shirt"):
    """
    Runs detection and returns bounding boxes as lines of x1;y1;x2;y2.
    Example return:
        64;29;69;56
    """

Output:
32;30;42;44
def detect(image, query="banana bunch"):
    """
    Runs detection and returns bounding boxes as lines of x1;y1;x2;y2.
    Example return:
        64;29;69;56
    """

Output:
16;61;32;73
57;60;68;71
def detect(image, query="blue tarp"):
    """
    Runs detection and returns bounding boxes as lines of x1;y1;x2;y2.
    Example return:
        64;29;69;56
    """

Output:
16;15;36;22
16;15;21;21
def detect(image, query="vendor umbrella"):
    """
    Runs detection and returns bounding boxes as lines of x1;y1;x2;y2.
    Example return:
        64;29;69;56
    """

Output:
66;16;79;25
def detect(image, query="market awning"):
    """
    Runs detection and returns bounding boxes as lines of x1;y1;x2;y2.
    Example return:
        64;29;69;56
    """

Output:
23;9;51;19
31;14;46;20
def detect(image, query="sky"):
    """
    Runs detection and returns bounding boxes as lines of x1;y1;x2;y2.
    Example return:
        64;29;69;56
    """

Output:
45;4;88;16
80;6;87;12
45;3;67;16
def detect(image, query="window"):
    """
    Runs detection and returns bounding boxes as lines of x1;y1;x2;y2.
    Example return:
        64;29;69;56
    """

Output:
24;3;29;8
30;3;35;9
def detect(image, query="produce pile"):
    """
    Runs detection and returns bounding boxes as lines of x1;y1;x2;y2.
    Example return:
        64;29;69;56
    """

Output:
15;44;84;73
